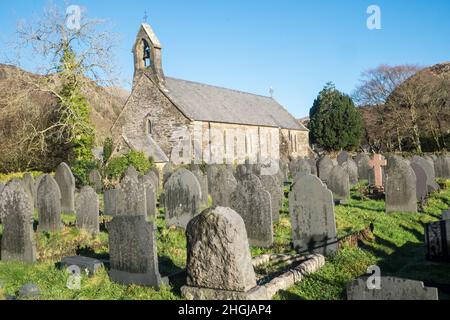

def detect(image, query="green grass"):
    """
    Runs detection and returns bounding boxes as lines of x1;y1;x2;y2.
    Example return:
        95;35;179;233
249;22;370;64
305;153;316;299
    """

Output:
0;180;449;300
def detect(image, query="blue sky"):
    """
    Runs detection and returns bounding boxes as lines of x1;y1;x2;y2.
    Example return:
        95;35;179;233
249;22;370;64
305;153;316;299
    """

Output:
1;0;449;118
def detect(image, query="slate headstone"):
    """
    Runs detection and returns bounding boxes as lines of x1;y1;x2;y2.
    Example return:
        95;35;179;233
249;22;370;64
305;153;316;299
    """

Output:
164;168;202;229
410;163;428;203
356;154;372;181
385;156;417;214
190;164;209;207
162;162;174;186
290;174;338;255
115;166;146;217
108;215;162;287
54;162;76;213
75;186;99;234
317;156;334;183
347;277;438;300
411;156;439;193
0;180;36;263
22;173;36;203
140;174;157;220
260;173;283;222
425;219;450;262
37;174;62;232
327;165;350;202
337;151;350;165
88;170;103;193
341;159;358;185
230;173;273;247
209;165;237;208
103;189;118;216
434;155;450;179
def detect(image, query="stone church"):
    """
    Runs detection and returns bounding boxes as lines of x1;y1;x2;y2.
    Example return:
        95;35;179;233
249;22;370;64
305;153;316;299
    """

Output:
111;23;311;168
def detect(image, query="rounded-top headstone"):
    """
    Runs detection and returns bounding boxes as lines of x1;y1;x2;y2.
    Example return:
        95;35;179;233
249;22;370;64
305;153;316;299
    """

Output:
75;186;99;234
54;162;75;213
318;156;335;183
37;174;63;232
337;151;350;165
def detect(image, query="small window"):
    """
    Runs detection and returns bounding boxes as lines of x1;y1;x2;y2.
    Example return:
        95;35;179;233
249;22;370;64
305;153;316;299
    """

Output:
147;118;153;135
143;39;151;67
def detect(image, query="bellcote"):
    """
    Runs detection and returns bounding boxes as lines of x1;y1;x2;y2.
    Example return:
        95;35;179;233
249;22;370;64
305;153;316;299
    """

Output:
133;23;166;87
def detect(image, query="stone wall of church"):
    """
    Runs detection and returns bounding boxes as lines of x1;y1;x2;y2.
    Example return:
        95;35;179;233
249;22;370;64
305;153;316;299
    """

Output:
111;73;190;157
280;129;311;159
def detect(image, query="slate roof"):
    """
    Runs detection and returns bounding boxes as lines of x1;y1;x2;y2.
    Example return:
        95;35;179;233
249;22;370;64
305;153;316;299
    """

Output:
164;77;307;131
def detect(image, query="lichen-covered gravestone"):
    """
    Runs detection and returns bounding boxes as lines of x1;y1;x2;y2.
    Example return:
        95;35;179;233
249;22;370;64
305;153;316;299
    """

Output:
327;165;350;202
22;173;36;203
54;162;76;213
103;189;119;216
37;174;62;232
108;215;162;287
190;164;209;207
88;170;103;193
410;163;428;204
355;153;371;181
116;166;147;217
209;165;237;208
140;174;157;219
341;159;358;185
317;156;334;183
75;186;99;234
385;156;418;214
230;171;273;248
434;155;450;179
337;151;350;165
260;173;283;222
164;168;202;229
290;174;338;255
411;156;439;193
347;277;438;300
181;207;264;300
0;180;36;263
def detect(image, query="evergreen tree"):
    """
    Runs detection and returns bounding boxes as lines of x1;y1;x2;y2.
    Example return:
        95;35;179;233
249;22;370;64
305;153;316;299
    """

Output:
309;83;363;151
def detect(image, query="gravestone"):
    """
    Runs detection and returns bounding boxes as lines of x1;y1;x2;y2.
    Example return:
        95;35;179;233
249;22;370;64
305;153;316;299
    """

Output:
347;277;438;300
0;180;36;263
442;209;450;221
278;158;289;182
140;174;157;220
37;174;62;232
292;158;312;178
260;173;283;222
75;186;99;234
181;207;260;299
22;173;36;203
54;162;75;213
385;156;417;214
116;166;147;217
337;151;350;165
425;220;450;262
327;165;350;202
147;169;160;192
0;182;5;195
33;175;44;207
108;215;162;287
434;155;450;179
88;170;103;193
368;154;387;189
307;158;318;176
190;164;209;207
341;159;358;185
103;189;119;216
164;168;202;229
411;156;439;193
410;163;428;203
162;162;174;186
289;174;337;255
230;173;273;247
317;156;334;183
209;165;237;208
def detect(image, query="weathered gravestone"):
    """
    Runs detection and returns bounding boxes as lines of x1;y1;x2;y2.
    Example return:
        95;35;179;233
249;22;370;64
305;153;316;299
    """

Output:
0;180;36;263
75;186;99;234
139;174;157;220
425;219;450;262
337;151;350;165
291;158;312;180
164;168;202;229
355;153;371;181
181;207;264;300
260;173;283;222
410;163;428;204
162;162;174;186
411;156;439;193
341;159;358;185
385;156;418;214
22;173;36;203
290;174;338;255
37;174;62;232
278;158;289;183
147;169;160;192
307;158;318;176
108;215;162;287
55;162;75;213
33;175;44;207
88;170;103;193
230;171;273;248
347;277;438;300
327;165;350;202
115;166;146;217
317;156;334;183
190;164;209;207
434;155;450;179
103;189;118;216
208;165;237;208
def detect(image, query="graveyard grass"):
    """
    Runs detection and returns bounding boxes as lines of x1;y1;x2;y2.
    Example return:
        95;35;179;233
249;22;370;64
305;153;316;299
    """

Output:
1;181;450;300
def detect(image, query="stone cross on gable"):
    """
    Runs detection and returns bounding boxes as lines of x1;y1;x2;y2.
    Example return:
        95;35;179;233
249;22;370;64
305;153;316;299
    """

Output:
369;154;387;188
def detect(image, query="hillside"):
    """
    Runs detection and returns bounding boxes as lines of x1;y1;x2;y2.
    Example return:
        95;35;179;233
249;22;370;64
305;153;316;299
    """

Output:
359;62;450;152
0;64;129;171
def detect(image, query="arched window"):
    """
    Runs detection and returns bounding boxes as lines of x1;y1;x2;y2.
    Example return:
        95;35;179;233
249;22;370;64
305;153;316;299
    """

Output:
143;39;151;67
145;116;153;135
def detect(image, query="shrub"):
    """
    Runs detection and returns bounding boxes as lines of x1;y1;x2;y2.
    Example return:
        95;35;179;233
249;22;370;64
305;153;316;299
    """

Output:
105;151;154;180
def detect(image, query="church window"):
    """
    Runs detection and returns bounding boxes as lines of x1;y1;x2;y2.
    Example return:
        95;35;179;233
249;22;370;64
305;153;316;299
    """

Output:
143;39;151;67
146;118;153;135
